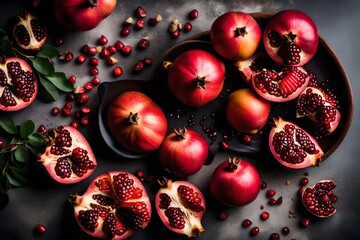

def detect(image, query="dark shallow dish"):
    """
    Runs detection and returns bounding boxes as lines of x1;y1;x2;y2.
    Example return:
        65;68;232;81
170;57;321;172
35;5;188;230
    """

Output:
98;12;353;163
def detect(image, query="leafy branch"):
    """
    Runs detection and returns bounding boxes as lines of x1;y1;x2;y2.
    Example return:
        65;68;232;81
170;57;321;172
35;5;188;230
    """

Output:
0;115;45;211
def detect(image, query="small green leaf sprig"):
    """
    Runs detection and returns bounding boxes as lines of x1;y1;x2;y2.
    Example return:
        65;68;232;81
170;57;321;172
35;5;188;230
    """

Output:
0;115;45;211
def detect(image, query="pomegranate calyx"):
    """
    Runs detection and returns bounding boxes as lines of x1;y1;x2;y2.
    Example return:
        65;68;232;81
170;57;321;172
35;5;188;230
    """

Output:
234;26;248;37
86;0;99;8
174;127;187;139
227;157;241;172
195;76;210;89
127;112;139;125
285;32;297;43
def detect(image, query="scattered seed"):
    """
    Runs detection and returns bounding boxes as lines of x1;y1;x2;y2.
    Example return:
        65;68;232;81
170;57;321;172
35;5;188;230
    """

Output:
266;189;276;198
250;226;260;236
300;177;309;186
281;226;290;235
300;217;310;228
216;210;229;221
242;219;252;228
260;211;270;220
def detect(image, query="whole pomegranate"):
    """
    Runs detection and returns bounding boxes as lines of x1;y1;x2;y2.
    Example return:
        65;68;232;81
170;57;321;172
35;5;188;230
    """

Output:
12;12;47;51
251;66;309;102
210;12;261;60
301;179;337;218
155;179;206;238
53;0;117;31
297;87;341;137
38;126;97;184
0;57;38;111
226;88;271;134
106;91;167;153
269;117;324;169
209;157;261;206
159;127;208;177
69;171;152;239
263;10;319;66
167;49;225;107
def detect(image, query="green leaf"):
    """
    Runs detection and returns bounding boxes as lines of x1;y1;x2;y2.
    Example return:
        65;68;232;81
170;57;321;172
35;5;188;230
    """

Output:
13;145;29;163
27;133;44;148
37;46;59;58
20;120;35;139
7;167;29;187
39;75;59;102
31;57;55;76
0;115;18;135
46;72;74;92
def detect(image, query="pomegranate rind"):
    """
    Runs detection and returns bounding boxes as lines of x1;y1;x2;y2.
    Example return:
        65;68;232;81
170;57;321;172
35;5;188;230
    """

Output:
39;126;97;184
155;179;206;238
0;57;38;112
234;52;268;85
301;180;337;218
268;117;324;169
71;171;152;239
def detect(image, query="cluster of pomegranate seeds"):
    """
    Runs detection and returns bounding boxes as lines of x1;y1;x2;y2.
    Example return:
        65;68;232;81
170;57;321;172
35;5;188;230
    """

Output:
168;9;198;38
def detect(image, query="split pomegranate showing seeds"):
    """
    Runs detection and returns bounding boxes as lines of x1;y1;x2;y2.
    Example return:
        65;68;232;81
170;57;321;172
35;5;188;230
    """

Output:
0;57;38;111
297;87;341;137
263;10;319;66
155;179;206;238
69;171;152;239
12;12;47;51
38;126;97;184
269;117;324;169
251;66;309;102
301;180;337;218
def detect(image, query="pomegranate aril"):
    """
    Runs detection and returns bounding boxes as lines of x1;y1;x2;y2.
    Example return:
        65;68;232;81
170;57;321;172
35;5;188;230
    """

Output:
90;66;99;75
37;124;47;135
242;219;252;228
81;106;91;115
78;209;99;232
89;57;99;66
62;107;72;116
135;19;145;29
300;177;309;186
77;55;86;64
189;9;199;20
70;121;79;129
54;37;64;46
183;22;192;32
281;226;290;235
270;233;280;240
98;35;108;45
114;40;125;50
261;181;267;189
100;47;110;59
84;82;93;92
113;66;123;77
260;211;270;220
121;27;131;36
107;45;117;55
172;29;180;39
77;93;89;104
102;213;126;238
34;224;47;236
266;189;276;198
133;61;144;72
68;75;76;84
135;6;147;18
106;56;118;65
112;172;143;201
87;46;97;55
120;45;132;56
300;217;310;227
138;38;150;49
148;15;162;26
51;107;60;116
217;210;229;221
92;77;101;85
165;207;185;229
250;226;260;236
177;184;204;212
142;57;152;67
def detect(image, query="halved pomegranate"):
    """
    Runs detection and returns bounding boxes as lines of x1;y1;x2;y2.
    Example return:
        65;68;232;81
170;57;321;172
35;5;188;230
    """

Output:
269;117;324;169
251;66;309;102
38;126;96;184
297;87;341;137
0;57;38;111
12;12;47;51
155;179;206;238
301;180;337;218
69;171;152;239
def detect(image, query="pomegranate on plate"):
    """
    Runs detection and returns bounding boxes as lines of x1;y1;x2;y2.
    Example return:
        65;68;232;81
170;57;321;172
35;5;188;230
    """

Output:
12;12;47;51
263;9;319;66
53;0;117;31
209;157;261;206
269;117;324;169
69;171;151;239
155;179;206;238
38;126;96;184
0;57;38;111
301;179;337;218
106;91;167;153
167;49;225;107
159;127;208;177
210;12;261;60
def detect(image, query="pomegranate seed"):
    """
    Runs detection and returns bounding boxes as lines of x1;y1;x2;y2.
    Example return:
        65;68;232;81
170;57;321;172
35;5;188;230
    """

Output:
135;170;145;181
0;139;5;149
65;51;74;61
135;19;145;29
250;226;260;236
148;14;162;26
300;217;310;227
300;177;309;186
120;45;132;56
106;56;118;65
270;233;280;240
77;93;89;104
268;198;277;205
100;47;110;58
217;210;229;221
242;219;252;228
121;27;131;36
68;75;76;84
81;106;91;114
84;82;93;92
172;29;180;39
64;102;72;109
87;46;97;55
260;211;270;220
113;66;123;76
281;226;290;235
34;224;46;236
51;107;60;116
133;61;144;72
243;134;252;143
90;66;99;75
261;181;267;189
114;40;125;50
275;196;283;205
189;9;198;19
123;17;133;26
73;111;81;119
266;189;276;198
54;37;64;46
183;22;192;32
135;6;147;18
74;86;85;94
70;121;79;129
80;115;89;125
298;186;304;195
98;35;108;45
77;55;86;63
107;45;117;54
142;57;153;67
92;76;101;85
138;38;150;49
62;107;72;116
89;57;99;66
220;140;230;149
37;124;47;135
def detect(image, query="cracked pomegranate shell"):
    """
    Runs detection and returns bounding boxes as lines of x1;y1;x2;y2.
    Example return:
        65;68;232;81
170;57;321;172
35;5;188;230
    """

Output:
69;171;151;239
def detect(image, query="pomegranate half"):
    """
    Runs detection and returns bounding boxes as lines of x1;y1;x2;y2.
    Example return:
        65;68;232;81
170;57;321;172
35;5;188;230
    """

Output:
69;171;152;239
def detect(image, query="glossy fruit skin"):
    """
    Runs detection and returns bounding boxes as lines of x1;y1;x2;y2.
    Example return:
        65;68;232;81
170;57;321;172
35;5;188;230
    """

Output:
210;157;261;206
210;12;261;60
167;49;225;107
107;91;167;153
70;171;151;239
0;57;38;112
226;88;271;134
53;0;117;31
159;128;208;177
263;10;319;66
